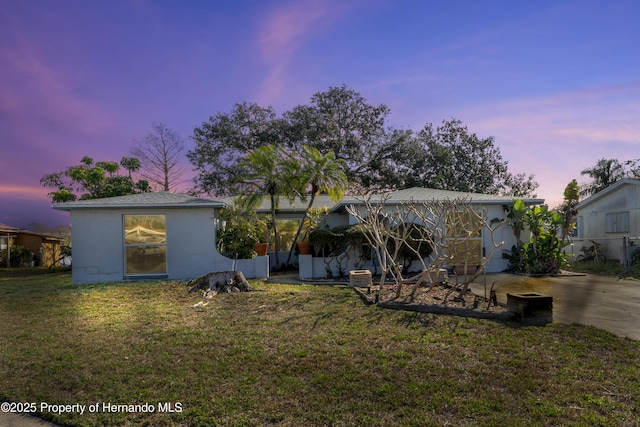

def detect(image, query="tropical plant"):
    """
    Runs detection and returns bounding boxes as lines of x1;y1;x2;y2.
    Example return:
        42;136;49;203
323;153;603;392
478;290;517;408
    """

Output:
285;145;348;265
308;224;368;278
41;156;150;202
503;199;527;245
215;198;265;260
580;158;626;197
307;225;363;257
503;200;570;275
235;145;302;268
559;179;580;245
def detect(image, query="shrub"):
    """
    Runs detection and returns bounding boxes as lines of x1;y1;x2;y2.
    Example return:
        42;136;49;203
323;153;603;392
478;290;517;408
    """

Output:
308;224;367;258
0;245;35;267
215;201;265;260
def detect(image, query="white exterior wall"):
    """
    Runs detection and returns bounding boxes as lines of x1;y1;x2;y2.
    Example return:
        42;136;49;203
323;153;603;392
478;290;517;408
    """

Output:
70;208;267;284
483;205;514;273
298;203;516;278
575;184;640;262
71;210;125;283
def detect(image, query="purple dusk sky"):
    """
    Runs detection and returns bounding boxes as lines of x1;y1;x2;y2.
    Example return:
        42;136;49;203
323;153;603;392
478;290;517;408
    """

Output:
1;0;639;228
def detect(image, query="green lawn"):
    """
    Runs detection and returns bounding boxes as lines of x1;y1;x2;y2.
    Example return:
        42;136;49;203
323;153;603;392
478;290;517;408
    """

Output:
1;268;639;426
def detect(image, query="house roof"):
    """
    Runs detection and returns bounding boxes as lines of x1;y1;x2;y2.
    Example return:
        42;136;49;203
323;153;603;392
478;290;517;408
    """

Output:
0;223;62;241
576;178;640;209
217;194;338;214
53;191;225;211
334;187;544;210
218;187;544;214
51;188;544;214
0;223;20;232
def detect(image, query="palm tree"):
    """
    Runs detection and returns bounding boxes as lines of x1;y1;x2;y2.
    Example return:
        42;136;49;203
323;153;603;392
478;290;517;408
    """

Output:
285;145;348;265
580;158;625;197
236;145;301;268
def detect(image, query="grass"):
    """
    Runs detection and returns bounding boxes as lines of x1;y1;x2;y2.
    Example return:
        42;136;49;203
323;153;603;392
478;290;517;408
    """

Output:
568;260;640;281
1;268;640;426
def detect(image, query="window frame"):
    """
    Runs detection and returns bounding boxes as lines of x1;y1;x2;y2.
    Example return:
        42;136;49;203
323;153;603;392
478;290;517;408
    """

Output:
445;210;483;266
605;211;629;233
123;214;168;278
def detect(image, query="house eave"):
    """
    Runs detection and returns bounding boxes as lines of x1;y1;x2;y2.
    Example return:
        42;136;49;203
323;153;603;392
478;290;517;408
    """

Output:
53;203;223;211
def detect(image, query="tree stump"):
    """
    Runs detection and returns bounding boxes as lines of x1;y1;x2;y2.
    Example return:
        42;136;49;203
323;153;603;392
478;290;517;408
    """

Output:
188;271;253;298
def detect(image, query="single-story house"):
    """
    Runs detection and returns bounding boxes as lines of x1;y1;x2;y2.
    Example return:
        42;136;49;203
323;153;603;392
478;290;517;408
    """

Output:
573;178;640;263
53;192;268;284
53;188;544;284
298;187;544;278
0;223;64;267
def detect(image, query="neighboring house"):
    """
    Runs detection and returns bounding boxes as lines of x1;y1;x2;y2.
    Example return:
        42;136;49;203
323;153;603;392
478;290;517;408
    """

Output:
53;188;544;284
53;192;268;284
0;223;63;267
573;178;640;263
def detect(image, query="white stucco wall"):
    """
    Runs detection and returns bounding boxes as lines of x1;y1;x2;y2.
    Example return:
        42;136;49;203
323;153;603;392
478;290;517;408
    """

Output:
69;208;230;284
299;203;516;278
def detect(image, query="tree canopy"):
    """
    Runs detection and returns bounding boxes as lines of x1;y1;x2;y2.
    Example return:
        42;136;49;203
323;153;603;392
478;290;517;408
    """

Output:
188;85;538;199
41;156;150;202
188;102;284;196
579;158;636;197
284;84;390;185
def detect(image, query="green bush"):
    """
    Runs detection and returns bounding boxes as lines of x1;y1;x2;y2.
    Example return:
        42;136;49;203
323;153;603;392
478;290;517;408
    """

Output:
0;245;35;267
309;224;367;257
503;232;569;275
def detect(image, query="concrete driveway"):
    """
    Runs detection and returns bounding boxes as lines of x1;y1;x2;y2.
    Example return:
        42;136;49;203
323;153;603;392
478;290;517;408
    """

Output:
469;273;640;340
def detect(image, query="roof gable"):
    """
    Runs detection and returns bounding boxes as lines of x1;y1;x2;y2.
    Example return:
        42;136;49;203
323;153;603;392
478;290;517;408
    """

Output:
576;178;640;209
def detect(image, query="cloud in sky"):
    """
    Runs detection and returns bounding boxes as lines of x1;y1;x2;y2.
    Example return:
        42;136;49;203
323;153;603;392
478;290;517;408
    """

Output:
457;81;640;206
1;0;639;227
254;0;353;105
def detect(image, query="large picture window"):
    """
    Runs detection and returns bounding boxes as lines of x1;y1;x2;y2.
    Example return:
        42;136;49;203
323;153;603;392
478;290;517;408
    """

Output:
124;215;167;275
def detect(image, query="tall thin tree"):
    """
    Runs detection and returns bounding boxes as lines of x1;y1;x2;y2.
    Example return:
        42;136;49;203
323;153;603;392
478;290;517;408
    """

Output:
285;146;348;265
236;145;301;268
131;122;187;192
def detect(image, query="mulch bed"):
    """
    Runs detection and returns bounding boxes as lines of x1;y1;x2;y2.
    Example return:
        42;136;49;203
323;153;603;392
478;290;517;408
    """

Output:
381;282;506;311
354;281;512;319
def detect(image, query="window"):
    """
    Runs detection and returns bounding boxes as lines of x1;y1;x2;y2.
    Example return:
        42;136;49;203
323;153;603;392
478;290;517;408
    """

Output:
446;210;483;265
124;215;167;275
605;212;629;233
575;216;583;238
